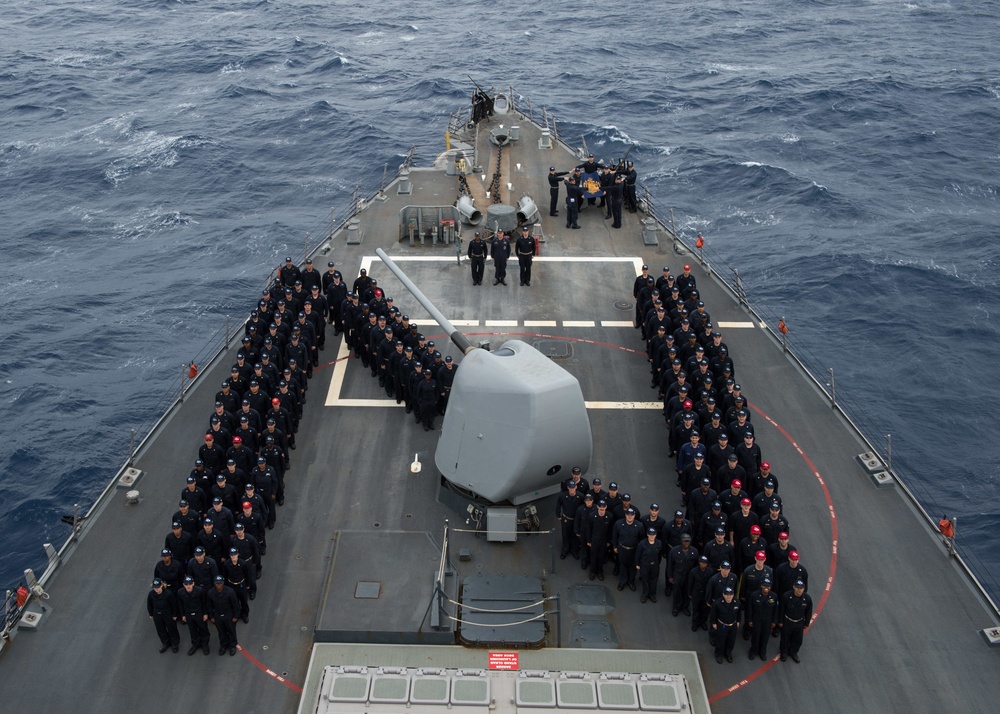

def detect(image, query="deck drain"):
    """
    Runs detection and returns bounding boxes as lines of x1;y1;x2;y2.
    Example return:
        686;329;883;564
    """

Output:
614;300;633;311
534;339;572;360
374;521;381;528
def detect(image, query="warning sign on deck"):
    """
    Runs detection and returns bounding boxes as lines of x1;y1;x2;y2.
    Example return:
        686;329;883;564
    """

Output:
488;651;519;670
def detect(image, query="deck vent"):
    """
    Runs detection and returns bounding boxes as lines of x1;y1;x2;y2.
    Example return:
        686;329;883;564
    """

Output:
869;470;895;488
980;627;1000;647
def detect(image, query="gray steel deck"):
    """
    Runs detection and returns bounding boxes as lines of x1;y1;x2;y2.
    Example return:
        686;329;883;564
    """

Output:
1;108;998;714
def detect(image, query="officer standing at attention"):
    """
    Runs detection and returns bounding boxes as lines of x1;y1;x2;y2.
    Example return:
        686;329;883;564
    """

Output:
556;480;584;559
666;533;700;616
604;174;625;229
207;575;240;656
176;575;211;656
612;507;644;592
491;230;511;286
147;578;180;653
564;176;582;229
635;526;662;603
747;577;778;661
415;369;440;431
710;586;741;663
515;225;537;286
547;166;569;216
778;579;813;663
467;232;487;286
585;500;614;581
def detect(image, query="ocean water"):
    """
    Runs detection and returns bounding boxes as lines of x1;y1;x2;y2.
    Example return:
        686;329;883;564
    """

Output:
2;1;998;599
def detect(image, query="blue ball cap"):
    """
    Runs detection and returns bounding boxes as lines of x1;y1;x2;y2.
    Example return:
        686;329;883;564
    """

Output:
152;579;163;588
214;575;224;584
721;560;731;569
647;527;658;535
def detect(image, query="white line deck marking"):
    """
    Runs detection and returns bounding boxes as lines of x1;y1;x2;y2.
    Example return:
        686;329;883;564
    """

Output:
601;320;635;327
484;320;518;327
716;321;757;328
324;340;352;406
563;320;595;327
524;320;558;327
326;395;663;409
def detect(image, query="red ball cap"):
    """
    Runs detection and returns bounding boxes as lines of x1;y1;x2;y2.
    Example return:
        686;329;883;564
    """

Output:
761;462;770;470
242;501;252;509
232;435;242;443
272;397;280;405
741;497;752;506
683;264;691;271
732;479;742;488
779;531;789;540
755;551;766;560
789;550;800;560
750;525;761;534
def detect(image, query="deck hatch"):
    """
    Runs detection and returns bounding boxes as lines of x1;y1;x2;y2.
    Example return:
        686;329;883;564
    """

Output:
635;675;682;712
354;581;382;599
557;673;597;709
325;667;372;702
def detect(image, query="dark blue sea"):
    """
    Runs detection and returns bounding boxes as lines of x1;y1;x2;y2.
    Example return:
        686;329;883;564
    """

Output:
2;1;999;599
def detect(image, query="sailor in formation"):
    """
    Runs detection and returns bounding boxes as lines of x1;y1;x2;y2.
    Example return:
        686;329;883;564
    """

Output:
535;258;817;666
146;257;468;656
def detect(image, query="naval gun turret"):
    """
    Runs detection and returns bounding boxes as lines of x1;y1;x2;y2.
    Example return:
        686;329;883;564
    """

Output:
375;249;593;506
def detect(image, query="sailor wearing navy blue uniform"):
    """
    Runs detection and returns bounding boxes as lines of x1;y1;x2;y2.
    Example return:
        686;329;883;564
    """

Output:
415;369;440;431
575;493;596;569
709;586;741;663
154;548;184;591
612;508;644;591
747;577;778;660
165;521;195;563
187;546;219;590
515;225;536;286
688;556;713;631
605;174;625;228
774;550;808;597
621;160;637;212
490;231;511;285
147;578;180;653
232;522;262;583
585;500;614;581
556;480;584;559
635;527;662;603
547;167;569;216
778;580;813;662
666;534;700;615
176;575;211;656
564;176;582;229
222;547;255;624
207;575;240;656
467;232;487;285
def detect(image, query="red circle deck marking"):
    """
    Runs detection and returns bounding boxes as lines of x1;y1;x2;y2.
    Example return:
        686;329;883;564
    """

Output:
237;644;304;693
422;330;838;701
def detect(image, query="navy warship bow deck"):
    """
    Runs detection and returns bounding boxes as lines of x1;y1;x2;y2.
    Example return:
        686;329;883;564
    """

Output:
2;87;999;713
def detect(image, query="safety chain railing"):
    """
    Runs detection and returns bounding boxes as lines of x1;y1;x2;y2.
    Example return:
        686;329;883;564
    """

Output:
665;220;1000;610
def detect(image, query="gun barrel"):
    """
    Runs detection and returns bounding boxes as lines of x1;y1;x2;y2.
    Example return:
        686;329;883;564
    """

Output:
375;248;474;355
